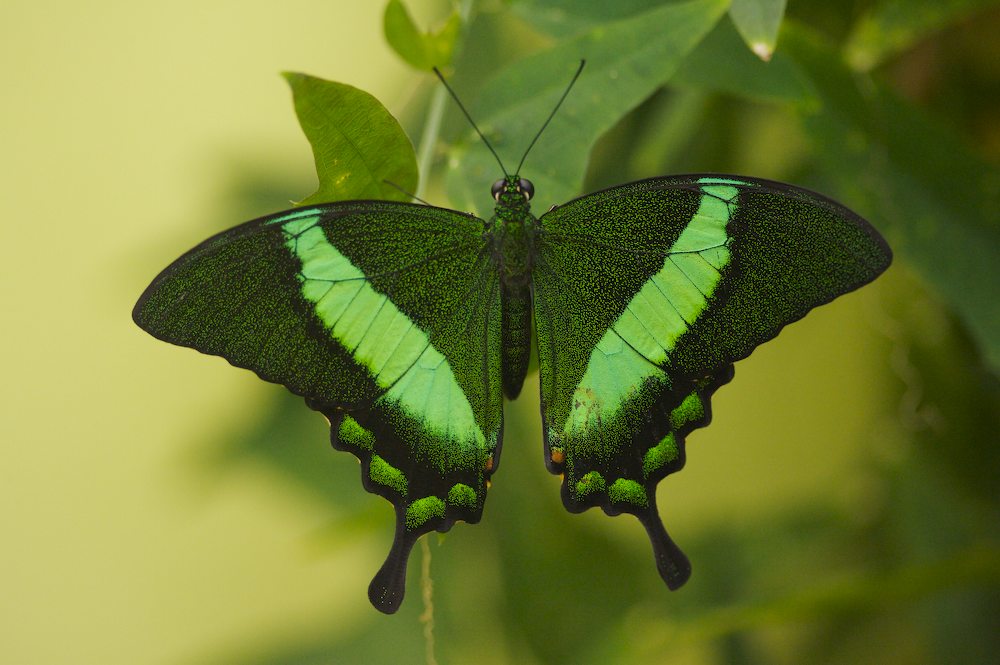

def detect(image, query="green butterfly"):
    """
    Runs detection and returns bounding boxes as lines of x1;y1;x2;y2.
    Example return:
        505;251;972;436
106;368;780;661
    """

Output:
133;67;891;614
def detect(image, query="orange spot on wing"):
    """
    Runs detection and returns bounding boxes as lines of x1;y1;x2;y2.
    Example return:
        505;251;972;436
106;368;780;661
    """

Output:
550;449;565;465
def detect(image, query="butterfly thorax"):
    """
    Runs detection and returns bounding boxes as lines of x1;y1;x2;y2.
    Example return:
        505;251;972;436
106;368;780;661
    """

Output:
490;176;537;399
490;177;537;287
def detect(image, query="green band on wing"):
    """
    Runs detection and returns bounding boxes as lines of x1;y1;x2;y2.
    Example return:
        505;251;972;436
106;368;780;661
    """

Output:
562;182;738;443
279;217;486;455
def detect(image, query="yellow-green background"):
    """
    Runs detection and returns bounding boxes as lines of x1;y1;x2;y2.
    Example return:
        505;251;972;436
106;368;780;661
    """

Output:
3;2;410;661
2;1;995;664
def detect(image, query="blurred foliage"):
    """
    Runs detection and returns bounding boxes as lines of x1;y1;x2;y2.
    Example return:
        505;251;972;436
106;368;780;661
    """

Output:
384;0;462;70
195;0;1000;663
729;0;788;60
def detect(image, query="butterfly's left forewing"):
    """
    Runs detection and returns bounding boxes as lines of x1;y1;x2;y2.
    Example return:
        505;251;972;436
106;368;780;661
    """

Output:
134;202;503;612
533;175;891;588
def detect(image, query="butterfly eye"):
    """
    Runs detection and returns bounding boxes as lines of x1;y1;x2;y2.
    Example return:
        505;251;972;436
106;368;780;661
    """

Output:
491;179;506;200
518;178;534;200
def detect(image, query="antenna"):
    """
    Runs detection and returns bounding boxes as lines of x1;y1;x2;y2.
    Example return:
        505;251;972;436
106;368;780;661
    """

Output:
383;179;432;207
433;67;508;175
515;60;585;176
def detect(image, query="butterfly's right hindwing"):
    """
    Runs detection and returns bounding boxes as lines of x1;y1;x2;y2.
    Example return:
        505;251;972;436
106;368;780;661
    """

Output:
134;202;502;613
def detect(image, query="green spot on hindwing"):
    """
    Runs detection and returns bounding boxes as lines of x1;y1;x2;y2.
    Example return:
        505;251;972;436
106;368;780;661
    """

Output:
446;483;478;510
339;415;375;451
643;433;679;477
369;454;408;496
405;496;446;529
669;392;704;430
608;478;648;507
575;471;607;498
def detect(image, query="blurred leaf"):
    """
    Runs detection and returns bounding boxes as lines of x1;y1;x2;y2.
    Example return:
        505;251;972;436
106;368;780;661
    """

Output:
781;25;1000;374
383;0;461;70
729;0;788;61
596;89;711;183
509;0;667;38
673;17;815;103
204;391;378;515
615;546;1000;658
283;72;418;205
876;268;1000;514
446;0;729;215
845;0;1000;71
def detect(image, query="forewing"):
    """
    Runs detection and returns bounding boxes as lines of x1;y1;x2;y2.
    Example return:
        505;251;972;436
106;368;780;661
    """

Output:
134;201;502;612
533;175;891;588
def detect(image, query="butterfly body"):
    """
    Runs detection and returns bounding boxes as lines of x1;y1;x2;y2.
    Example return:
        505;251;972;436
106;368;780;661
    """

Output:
491;176;538;398
135;171;890;613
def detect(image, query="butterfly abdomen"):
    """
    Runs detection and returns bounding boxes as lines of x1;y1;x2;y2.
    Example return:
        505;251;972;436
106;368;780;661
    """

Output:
500;282;531;399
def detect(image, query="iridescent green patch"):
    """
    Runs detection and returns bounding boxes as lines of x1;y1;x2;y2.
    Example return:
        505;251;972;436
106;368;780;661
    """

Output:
643;433;679;477
405;496;446;529
447;483;477;509
339;415;375;451
575;470;607;497
369;454;407;496
608;478;647;507
265;209;321;226
669;392;704;430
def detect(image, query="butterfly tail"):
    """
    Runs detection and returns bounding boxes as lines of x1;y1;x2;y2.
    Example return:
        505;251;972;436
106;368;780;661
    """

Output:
368;509;419;614
637;504;692;590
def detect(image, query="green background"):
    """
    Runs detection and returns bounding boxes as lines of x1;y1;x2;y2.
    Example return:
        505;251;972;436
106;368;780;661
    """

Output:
3;1;997;663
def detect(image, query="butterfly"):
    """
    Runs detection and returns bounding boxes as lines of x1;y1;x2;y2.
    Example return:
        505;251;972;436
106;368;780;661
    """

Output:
133;64;892;614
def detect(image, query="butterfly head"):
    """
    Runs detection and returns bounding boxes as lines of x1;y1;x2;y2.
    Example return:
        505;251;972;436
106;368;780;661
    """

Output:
491;176;534;207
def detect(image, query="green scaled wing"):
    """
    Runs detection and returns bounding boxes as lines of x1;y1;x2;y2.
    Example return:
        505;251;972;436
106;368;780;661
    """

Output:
532;175;891;589
133;202;503;613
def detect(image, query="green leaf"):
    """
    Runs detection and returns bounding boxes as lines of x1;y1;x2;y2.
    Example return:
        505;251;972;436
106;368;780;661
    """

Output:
729;0;788;61
846;0;999;71
782;25;1000;373
673;17;815;103
383;0;461;70
509;0;666;38
446;0;730;215
282;72;418;205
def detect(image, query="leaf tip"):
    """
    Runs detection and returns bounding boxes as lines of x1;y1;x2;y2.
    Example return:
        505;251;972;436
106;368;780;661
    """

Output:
751;41;774;61
281;71;308;88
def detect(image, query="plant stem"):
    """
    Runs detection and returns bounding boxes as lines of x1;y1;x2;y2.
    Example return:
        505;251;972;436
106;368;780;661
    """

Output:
413;0;474;200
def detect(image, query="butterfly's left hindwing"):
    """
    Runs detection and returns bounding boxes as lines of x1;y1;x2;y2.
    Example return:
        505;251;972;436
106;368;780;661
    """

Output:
533;175;891;588
134;202;502;613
